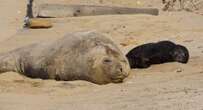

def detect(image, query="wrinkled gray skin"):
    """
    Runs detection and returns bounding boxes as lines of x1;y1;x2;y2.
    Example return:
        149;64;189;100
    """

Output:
0;32;130;84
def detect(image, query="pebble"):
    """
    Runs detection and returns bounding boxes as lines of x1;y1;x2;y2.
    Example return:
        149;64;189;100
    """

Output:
176;68;183;73
17;10;22;14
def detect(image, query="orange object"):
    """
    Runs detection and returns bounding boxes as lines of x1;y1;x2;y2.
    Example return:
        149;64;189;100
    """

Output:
27;18;52;29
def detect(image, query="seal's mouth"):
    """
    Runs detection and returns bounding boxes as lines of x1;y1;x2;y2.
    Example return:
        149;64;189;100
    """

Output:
111;78;123;83
110;73;128;83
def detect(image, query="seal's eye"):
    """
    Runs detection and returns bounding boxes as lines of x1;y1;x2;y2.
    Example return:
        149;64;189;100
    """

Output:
103;58;112;64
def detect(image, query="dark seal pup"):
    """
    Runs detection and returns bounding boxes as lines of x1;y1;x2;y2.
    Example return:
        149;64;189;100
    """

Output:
126;41;189;68
0;32;130;84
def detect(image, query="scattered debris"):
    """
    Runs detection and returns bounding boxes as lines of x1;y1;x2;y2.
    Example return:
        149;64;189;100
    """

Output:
162;0;203;11
24;0;53;29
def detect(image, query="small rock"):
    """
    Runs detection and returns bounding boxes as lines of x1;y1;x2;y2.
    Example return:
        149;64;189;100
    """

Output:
176;68;183;73
17;11;22;14
136;1;141;5
197;46;203;49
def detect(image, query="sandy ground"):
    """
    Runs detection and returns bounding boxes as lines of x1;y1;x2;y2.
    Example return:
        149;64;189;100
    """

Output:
0;0;203;110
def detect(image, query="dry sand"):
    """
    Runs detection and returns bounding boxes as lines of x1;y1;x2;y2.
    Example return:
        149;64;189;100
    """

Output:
0;0;203;110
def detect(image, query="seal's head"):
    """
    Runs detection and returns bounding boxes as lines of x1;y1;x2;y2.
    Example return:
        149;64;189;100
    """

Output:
88;45;130;84
172;45;189;63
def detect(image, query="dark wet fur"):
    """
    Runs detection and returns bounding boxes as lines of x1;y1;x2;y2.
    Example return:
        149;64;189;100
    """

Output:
126;41;189;68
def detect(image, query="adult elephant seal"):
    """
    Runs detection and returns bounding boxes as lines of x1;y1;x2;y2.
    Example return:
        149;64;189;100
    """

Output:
0;32;130;84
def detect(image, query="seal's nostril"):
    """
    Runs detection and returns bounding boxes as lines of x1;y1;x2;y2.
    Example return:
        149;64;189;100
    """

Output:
120;68;123;72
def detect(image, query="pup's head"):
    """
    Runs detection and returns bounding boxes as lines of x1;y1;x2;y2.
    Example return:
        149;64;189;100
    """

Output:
172;45;189;63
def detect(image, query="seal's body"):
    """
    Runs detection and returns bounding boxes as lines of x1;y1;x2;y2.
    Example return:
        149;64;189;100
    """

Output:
0;32;130;84
126;41;189;68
